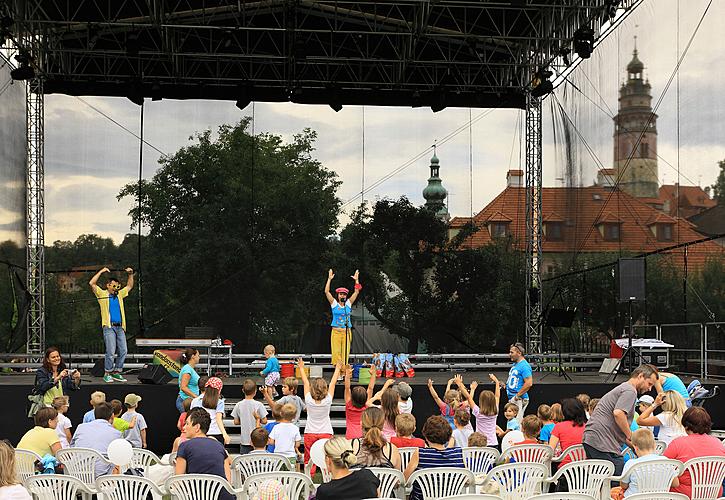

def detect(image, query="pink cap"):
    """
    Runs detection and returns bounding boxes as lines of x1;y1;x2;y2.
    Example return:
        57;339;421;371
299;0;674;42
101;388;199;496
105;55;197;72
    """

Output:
205;377;223;391
335;287;349;294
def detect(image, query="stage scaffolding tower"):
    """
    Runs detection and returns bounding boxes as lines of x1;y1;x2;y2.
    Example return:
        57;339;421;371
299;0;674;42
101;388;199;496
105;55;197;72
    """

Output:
25;61;45;357
525;92;543;355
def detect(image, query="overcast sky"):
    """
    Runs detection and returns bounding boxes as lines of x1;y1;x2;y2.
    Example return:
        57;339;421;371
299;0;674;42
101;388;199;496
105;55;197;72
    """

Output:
4;0;724;245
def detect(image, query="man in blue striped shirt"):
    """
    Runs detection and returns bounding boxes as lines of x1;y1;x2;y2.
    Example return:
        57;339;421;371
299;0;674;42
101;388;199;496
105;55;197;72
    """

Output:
403;415;465;500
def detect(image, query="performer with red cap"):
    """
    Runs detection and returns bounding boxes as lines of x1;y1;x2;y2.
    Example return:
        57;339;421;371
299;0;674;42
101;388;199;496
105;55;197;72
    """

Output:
324;269;362;365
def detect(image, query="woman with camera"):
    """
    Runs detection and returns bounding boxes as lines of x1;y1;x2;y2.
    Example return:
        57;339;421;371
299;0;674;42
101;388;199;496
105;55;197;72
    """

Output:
34;347;81;406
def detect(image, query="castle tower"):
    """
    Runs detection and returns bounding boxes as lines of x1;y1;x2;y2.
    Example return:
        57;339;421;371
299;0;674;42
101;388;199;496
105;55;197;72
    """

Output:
613;40;659;198
422;149;450;221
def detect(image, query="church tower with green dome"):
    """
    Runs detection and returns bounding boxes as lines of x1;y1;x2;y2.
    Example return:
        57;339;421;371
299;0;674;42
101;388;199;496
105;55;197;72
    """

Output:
613;39;659;198
422;148;450;221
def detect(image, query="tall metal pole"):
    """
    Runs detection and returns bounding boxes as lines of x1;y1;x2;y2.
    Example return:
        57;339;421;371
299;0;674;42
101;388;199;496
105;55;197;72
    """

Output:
525;91;543;355
26;76;45;356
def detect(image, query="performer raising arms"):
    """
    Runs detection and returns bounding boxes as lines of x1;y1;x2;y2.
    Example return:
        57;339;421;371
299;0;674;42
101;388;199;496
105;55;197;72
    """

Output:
325;269;361;365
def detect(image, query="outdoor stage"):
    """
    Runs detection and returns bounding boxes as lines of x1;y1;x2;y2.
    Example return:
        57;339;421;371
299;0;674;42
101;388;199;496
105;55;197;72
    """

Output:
3;369;722;455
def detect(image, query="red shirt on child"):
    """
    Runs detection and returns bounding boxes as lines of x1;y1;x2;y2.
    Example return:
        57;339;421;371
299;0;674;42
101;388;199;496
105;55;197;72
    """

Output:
551;420;586;465
391;436;426;448
345;401;366;439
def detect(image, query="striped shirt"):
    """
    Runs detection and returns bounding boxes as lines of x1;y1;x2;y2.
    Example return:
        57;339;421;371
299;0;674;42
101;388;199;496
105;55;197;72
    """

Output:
410;447;465;500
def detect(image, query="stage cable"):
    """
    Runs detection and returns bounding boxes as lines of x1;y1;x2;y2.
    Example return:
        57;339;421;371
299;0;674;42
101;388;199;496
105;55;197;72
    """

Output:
136;101;145;337
361;105;366;347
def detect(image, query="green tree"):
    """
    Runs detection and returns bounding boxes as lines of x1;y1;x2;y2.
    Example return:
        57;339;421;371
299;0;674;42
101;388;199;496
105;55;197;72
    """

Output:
118;119;341;347
711;159;725;205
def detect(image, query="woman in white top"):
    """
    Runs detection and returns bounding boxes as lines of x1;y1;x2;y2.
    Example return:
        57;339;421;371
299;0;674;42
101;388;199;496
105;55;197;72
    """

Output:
636;390;687;446
0;441;32;500
51;396;72;448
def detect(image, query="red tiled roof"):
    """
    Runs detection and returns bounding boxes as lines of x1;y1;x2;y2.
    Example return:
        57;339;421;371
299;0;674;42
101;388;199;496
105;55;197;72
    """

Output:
461;186;723;269
659;184;716;217
449;216;472;228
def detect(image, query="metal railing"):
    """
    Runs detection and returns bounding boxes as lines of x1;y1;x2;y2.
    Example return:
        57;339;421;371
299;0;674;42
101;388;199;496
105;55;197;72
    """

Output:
659;323;705;379
705;322;725;380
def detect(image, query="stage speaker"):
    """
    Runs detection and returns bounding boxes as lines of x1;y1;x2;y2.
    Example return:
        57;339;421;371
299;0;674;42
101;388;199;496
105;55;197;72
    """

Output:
618;258;646;302
138;364;173;385
90;359;105;377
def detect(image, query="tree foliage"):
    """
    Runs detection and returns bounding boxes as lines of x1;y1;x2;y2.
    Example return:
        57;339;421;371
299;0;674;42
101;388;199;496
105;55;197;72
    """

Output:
712;159;725;206
118;119;341;345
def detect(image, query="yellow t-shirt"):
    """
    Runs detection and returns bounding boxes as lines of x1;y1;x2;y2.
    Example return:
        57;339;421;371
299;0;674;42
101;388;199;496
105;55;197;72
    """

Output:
113;417;131;433
17;427;60;457
93;285;129;331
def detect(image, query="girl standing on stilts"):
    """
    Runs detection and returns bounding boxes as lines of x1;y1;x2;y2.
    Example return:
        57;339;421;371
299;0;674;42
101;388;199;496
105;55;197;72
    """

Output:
325;269;361;366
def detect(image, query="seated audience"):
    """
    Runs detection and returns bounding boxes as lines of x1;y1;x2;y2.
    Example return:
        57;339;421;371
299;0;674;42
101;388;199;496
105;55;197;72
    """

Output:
314;437;380;500
390;413;425;448
70;402;121;477
82;391;106;423
404;415;465;500
663;407;725;498
537;404;555;442
17;407;61;457
176;407;233;500
467;432;488;447
350;407;401;469
550;402;564;423
549;397;587;464
0;440;32;500
250;428;270;454
452;409;473;448
576;393;591;419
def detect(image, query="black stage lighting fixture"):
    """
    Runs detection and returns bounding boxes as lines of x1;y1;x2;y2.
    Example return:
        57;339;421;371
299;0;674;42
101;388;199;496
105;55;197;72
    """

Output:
430;89;447;113
150;83;162;101
11;51;35;81
411;90;422;108
127;85;144;106
573;27;595;59
235;98;251;110
327;86;342;112
560;47;571;67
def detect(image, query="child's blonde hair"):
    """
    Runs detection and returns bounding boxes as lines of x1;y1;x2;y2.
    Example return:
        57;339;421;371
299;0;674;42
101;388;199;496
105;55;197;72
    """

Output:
661;390;688;431
537;404;552;421
283;377;298;393
280;403;297;421
477;390;498;417
467;432;488;447
395;413;416;437
310;377;328;401
444;389;460;406
550;403;564;422
0;440;20;487
588;398;600;413
90;391;106;406
324;436;357;469
52;395;69;411
631;428;655;452
264;344;276;356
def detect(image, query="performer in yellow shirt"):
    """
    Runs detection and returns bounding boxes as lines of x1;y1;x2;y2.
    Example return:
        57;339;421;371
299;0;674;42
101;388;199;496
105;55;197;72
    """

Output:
89;267;134;383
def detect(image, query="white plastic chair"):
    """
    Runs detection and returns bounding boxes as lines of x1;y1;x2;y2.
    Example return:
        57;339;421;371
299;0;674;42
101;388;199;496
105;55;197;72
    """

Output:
463;447;501;474
305;438;332;482
398;447;417;472
545;459;614;497
15;448;41;481
231;452;293;487
56;448;112;490
129;448;161;472
683;456;725;500
500;444;554;466
166;473;243;500
25;474;94;500
482;462;548;500
439;495;506;500
406;467;475;499
242;471;314;500
609;458;683;496
526;494;596;500
552;444;586;464
655;439;667;455
96;475;167;500
368;467;406;499
625;494;689;500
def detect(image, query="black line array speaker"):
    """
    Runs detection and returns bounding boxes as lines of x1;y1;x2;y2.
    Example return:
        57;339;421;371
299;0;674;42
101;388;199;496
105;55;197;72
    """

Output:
618;258;646;302
138;364;172;385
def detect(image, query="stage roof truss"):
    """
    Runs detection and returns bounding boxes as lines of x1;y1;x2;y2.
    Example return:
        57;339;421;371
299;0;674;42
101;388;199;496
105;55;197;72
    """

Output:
7;0;643;109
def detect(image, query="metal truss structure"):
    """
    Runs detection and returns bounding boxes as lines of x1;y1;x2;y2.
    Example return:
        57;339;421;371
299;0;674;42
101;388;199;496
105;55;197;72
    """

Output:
5;0;643;354
9;0;641;109
25;76;45;357
525;92;542;355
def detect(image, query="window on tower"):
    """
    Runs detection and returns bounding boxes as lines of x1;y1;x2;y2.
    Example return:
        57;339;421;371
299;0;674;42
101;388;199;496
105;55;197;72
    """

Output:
640;143;649;157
